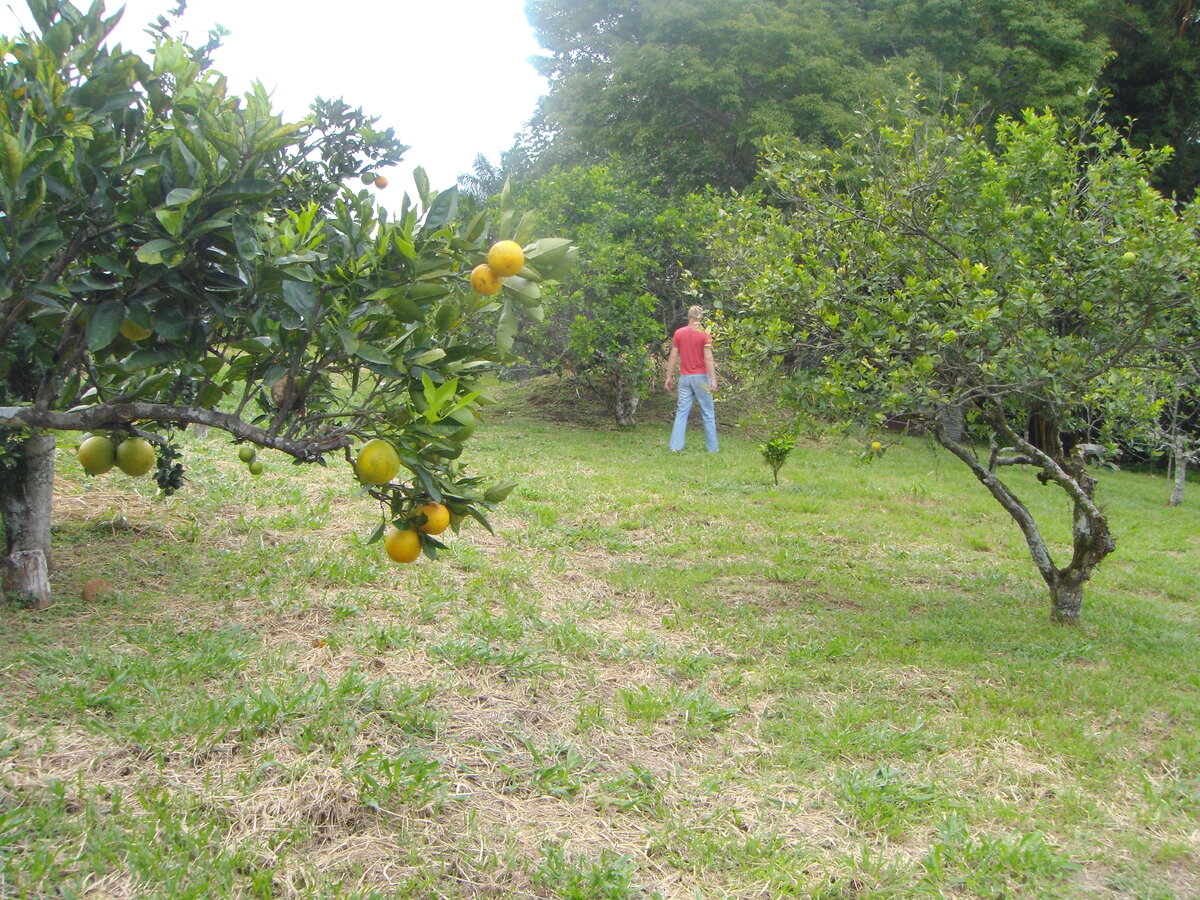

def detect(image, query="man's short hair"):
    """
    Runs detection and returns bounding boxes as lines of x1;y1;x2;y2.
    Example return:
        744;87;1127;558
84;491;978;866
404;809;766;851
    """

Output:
687;305;704;321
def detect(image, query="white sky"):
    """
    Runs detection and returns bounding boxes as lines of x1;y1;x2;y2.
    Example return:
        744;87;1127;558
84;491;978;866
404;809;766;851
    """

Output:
4;0;548;193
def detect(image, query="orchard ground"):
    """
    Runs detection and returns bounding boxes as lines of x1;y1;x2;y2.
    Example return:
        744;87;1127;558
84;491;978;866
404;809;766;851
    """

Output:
1;376;1198;898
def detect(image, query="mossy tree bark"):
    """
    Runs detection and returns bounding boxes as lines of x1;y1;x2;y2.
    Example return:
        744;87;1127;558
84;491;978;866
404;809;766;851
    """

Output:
1;432;56;608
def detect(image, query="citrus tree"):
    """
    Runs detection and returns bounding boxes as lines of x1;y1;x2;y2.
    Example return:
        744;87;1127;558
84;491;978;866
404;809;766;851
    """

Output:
711;93;1200;623
0;1;572;606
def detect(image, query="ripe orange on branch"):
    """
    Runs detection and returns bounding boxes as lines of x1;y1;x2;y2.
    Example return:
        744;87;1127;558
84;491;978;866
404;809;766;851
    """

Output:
355;439;401;485
487;240;525;277
469;263;503;296
385;526;421;563
415;501;450;535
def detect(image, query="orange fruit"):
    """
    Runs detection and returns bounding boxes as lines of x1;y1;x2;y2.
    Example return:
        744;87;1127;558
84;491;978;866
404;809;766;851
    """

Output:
375;175;389;189
871;441;882;451
415;501;450;535
115;437;156;476
355;438;401;485
487;240;525;277
119;320;152;341
385;526;421;563
248;459;264;476
77;435;116;475
469;263;503;296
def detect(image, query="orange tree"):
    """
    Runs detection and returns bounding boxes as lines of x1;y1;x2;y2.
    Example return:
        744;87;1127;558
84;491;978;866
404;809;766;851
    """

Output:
710;93;1199;623
0;1;571;605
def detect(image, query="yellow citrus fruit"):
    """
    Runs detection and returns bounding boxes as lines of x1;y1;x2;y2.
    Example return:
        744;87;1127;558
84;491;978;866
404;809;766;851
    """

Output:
487;240;525;277
470;263;503;296
416;501;450;535
374;175;389;189
385;526;421;563
871;441;882;451
355;438;401;485
119;320;152;341
115;437;156;476
77;435;116;475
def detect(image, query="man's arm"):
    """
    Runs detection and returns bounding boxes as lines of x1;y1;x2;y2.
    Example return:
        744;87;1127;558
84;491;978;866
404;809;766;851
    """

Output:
704;344;717;392
664;346;679;391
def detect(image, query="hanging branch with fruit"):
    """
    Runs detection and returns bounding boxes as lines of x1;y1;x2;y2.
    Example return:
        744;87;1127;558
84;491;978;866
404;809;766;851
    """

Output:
0;1;575;605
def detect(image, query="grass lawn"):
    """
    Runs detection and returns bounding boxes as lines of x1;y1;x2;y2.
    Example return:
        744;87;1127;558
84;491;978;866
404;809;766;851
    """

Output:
2;378;1198;898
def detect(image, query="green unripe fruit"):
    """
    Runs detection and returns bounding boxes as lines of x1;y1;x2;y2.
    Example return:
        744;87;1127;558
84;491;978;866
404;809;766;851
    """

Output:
238;445;256;463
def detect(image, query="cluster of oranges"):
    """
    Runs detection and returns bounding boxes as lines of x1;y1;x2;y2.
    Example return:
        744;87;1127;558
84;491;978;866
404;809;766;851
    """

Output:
76;434;156;478
354;438;451;564
469;240;525;296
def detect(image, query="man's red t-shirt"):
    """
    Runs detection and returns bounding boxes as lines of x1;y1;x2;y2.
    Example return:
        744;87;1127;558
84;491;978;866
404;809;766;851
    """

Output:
673;325;711;375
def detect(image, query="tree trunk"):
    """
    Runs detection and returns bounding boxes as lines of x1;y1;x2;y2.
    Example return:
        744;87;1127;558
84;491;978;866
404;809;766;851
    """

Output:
615;394;639;427
613;371;639;427
1167;440;1186;507
937;424;1115;624
1;432;56;608
1048;576;1085;624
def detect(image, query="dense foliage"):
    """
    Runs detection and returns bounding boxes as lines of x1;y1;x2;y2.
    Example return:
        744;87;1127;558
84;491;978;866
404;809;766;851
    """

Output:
523;0;1199;198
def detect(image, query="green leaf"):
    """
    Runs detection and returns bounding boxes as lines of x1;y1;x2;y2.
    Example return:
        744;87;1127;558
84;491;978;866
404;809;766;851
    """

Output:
155;207;184;238
365;521;386;545
233;218;261;260
504;276;541;305
496;299;518;356
212;179;278;202
464;209;487;242
499;178;515;238
281;281;318;320
390;298;424;323
483;480;518;503
354;343;393;366
421;188;458;234
413;167;430;207
513;210;538;246
136;239;177;265
164;188;199;207
0;133;22;190
85;300;125;350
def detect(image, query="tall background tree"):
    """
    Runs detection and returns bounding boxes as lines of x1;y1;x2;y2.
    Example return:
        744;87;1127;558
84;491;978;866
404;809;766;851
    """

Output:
523;0;1200;195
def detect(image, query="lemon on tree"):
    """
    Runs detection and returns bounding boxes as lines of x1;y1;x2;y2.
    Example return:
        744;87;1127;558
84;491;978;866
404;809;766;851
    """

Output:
487;240;525;277
469;263;503;296
77;435;116;475
115;437;156;476
385;526;421;563
355;438;401;485
415;501;451;535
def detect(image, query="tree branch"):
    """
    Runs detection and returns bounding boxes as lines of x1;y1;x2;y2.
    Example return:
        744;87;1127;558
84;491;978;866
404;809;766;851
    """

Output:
0;402;353;461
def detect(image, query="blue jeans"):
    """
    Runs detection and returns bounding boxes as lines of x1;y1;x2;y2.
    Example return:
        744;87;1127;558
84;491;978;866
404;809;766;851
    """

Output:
670;375;718;452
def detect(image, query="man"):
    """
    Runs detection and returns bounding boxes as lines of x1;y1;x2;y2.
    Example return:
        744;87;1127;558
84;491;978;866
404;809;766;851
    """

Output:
664;305;718;452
